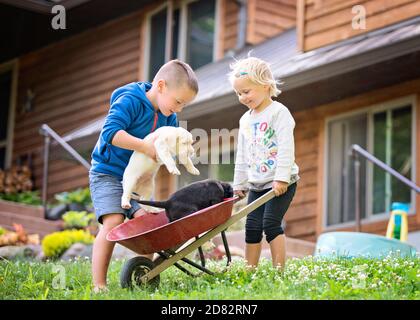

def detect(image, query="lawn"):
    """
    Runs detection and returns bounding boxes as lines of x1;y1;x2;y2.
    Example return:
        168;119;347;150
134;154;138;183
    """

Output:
0;254;419;300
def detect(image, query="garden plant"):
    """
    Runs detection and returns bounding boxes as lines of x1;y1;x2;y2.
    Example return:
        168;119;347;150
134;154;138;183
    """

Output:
0;254;418;300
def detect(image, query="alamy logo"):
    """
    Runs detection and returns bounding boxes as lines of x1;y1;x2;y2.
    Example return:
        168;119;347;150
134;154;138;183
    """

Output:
352;5;367;30
51;5;66;30
52;264;66;289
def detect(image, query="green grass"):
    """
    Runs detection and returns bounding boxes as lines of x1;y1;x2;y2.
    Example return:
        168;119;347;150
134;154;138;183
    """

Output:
0;254;419;300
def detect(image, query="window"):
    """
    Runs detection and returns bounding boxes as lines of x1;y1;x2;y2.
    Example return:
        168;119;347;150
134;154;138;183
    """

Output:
326;114;368;226
178;151;235;188
372;106;412;214
185;0;216;70
145;0;216;80
325;101;415;227
148;9;168;81
0;70;12;170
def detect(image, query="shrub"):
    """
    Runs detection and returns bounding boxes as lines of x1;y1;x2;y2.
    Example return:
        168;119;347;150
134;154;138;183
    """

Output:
54;187;92;206
42;229;94;258
0;190;42;205
62;211;95;230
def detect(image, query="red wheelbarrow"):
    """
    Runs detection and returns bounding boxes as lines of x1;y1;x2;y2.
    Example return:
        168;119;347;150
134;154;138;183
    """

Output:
107;190;275;289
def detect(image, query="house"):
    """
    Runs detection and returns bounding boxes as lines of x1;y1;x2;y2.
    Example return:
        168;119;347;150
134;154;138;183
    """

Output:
0;0;419;251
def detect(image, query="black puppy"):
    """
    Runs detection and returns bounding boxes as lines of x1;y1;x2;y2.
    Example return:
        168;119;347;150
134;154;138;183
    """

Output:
135;179;234;222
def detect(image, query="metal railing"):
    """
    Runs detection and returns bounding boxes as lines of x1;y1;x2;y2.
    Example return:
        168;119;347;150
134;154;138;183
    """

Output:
350;144;420;232
39;124;91;215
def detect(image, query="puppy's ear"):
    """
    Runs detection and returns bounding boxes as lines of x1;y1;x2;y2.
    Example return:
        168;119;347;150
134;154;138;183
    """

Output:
154;135;171;157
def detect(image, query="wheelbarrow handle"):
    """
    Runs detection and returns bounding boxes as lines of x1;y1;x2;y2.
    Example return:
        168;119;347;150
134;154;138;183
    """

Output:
132;194;243;203
227;189;276;225
130;193;142;201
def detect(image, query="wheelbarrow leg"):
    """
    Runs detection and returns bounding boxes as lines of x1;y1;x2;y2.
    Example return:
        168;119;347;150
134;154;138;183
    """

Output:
196;236;206;267
157;251;196;277
166;248;214;276
221;230;232;266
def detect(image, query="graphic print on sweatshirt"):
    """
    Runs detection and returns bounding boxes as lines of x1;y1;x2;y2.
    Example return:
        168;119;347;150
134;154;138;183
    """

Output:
249;121;278;174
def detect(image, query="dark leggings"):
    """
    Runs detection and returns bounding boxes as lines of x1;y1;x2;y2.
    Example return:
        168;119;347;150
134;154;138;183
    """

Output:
245;183;297;244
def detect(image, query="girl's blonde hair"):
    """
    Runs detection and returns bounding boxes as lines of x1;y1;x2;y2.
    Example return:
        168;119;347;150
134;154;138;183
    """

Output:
228;56;281;97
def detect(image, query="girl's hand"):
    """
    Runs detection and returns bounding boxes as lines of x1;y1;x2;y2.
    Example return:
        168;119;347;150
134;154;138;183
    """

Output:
234;190;247;199
273;181;288;196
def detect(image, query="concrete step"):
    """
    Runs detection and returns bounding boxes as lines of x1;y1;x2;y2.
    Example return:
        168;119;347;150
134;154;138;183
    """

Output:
213;230;315;259
0;199;45;218
285;237;316;256
263;249;307;259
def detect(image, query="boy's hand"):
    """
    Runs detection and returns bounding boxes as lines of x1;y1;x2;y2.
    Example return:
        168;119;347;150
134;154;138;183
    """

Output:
142;137;158;162
273;181;288;196
234;190;247;199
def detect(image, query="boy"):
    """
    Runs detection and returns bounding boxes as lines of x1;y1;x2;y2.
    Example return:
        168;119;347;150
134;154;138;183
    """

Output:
89;59;198;292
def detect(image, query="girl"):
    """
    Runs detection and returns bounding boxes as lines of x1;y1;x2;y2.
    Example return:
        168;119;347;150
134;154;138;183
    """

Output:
229;57;299;269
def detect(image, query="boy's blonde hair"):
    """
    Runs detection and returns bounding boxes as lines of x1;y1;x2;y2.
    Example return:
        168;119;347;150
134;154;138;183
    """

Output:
154;59;199;94
228;56;281;97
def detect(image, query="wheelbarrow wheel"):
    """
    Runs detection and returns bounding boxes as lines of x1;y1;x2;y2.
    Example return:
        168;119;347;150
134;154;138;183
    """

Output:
120;256;160;290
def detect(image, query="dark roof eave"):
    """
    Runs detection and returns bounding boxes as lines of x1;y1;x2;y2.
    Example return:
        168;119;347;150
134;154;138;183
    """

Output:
0;0;92;14
281;32;420;91
185;32;420;118
179;93;239;121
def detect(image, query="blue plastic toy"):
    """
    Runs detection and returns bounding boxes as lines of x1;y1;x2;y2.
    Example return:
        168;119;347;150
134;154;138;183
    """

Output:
314;231;417;259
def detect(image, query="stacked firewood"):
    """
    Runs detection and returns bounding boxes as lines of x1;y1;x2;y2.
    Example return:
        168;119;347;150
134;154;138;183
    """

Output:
0;223;40;247
0;165;33;194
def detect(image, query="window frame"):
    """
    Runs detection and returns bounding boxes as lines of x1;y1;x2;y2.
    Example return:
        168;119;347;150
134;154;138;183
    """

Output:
142;0;220;80
175;130;238;189
0;59;18;170
323;95;417;230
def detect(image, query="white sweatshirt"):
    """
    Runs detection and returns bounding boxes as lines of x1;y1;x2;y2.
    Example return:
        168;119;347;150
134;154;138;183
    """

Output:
233;101;299;191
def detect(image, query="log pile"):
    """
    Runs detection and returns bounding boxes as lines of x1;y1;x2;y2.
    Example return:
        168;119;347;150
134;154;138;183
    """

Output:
0;165;33;194
0;224;40;247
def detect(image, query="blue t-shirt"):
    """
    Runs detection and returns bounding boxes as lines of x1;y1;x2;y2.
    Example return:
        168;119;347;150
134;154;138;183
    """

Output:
90;82;178;179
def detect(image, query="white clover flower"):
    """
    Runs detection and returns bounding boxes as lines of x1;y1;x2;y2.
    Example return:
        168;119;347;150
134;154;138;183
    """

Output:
358;273;367;280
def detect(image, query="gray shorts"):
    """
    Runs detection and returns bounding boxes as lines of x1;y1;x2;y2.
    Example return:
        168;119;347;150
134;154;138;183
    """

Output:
89;171;140;224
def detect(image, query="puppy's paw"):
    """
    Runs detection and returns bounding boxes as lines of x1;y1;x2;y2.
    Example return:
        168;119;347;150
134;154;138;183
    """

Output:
189;167;200;175
121;199;132;209
167;166;181;175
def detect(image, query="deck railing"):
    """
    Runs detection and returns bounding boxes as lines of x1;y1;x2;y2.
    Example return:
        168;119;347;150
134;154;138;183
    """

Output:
39;124;91;215
350;144;420;232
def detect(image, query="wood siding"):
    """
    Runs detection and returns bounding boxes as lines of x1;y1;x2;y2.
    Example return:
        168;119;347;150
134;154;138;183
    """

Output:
299;0;420;52
220;0;240;54
284;77;420;241
14;13;143;200
283;107;320;242
220;0;296;55
247;0;296;45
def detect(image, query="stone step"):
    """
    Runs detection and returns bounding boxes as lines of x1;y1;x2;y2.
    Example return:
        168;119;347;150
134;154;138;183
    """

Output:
0;199;45;218
284;237;316;256
262;249;307;260
213;230;315;259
